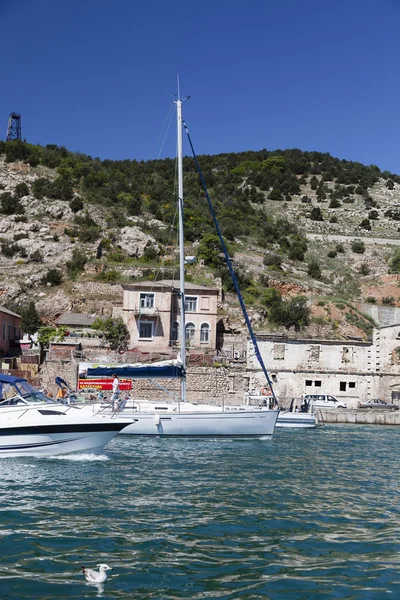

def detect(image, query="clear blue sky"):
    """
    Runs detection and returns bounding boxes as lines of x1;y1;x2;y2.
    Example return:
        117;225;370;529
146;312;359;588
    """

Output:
1;0;400;172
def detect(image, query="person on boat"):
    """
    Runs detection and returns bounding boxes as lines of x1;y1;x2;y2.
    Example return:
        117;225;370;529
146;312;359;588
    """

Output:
110;374;120;409
300;399;310;413
56;386;67;401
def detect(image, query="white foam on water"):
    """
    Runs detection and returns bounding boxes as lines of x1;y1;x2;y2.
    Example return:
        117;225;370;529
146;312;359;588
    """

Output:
49;453;110;462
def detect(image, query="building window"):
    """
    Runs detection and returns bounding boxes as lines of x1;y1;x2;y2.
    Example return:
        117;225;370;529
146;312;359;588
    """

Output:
348;382;356;389
14;327;18;340
170;321;179;343
8;324;12;340
200;323;210;343
185;322;195;342
200;296;210;311
314;380;322;387
305;380;312;386
140;293;155;309
342;347;353;363
309;346;320;361
340;382;347;391
185;296;197;312
138;321;154;340
2;323;6;340
273;344;285;360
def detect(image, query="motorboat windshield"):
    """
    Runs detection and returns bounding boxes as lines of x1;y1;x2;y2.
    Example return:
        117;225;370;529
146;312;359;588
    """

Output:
0;379;56;406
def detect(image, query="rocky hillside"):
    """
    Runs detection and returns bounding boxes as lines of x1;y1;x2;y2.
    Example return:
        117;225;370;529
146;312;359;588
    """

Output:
0;140;399;341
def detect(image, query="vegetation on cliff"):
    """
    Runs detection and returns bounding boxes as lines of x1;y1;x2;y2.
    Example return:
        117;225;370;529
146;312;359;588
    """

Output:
1;138;400;338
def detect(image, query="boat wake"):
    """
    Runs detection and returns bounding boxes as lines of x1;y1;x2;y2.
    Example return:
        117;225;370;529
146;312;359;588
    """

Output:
48;453;110;462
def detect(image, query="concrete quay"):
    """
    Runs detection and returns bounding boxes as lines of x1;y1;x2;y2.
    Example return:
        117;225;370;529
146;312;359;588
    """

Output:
317;409;400;426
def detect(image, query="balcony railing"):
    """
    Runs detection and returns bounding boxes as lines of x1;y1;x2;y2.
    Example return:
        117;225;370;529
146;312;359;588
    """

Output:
133;307;159;317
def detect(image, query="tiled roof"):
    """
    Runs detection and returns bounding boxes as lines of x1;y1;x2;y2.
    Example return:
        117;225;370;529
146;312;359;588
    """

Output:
56;312;97;327
122;279;219;293
0;305;21;318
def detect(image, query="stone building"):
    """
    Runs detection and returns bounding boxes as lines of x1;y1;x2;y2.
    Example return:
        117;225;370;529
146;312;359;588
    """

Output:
122;280;219;352
56;312;103;347
247;324;400;408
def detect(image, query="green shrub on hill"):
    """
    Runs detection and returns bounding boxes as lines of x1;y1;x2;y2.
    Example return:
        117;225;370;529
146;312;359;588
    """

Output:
66;247;87;279
351;240;366;254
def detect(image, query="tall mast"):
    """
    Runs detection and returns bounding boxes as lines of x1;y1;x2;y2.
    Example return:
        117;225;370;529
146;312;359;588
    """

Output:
176;93;186;402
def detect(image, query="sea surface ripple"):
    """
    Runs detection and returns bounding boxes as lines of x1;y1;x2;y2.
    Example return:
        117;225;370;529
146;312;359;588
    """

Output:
0;425;399;599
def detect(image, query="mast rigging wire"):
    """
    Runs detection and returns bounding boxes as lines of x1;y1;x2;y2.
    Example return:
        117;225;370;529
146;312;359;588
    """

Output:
183;119;277;403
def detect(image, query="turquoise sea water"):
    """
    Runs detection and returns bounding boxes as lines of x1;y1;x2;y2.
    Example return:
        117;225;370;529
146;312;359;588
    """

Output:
0;426;399;599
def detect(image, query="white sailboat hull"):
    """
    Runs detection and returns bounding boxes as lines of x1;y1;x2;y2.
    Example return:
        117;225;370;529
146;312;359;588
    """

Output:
119;409;278;437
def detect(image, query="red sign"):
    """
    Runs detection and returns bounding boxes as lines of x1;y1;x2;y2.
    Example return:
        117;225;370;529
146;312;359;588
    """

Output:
77;378;133;391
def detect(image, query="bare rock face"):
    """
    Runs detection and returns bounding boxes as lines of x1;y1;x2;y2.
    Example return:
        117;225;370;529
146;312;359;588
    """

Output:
120;267;145;278
35;290;72;321
0;282;23;304
43;201;74;221
116;226;157;258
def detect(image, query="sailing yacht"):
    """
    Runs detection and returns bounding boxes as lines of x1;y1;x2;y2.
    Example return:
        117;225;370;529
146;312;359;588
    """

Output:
86;91;279;437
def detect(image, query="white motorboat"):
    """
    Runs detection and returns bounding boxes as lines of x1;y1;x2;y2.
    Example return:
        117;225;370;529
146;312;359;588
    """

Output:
275;411;318;428
0;374;132;456
244;395;318;428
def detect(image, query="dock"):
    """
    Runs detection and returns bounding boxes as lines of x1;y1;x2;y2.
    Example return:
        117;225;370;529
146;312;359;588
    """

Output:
317;409;400;426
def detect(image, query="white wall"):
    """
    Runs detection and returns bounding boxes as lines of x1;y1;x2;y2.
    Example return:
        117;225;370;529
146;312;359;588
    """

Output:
246;331;400;407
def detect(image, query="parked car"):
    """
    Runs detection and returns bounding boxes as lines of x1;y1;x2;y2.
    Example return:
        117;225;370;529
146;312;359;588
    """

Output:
358;399;399;411
303;394;347;409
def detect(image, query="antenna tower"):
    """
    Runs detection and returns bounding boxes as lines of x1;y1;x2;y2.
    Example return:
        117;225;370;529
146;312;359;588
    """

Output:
6;113;22;141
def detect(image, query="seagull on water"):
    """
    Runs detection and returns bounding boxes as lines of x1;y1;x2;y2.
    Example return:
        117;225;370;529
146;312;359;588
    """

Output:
81;563;112;584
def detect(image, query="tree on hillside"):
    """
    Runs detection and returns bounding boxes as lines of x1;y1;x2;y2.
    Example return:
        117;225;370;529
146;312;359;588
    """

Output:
70;196;83;212
262;156;286;173
359;218;371;230
19;301;42;335
37;326;67;346
307;259;322;280
197;234;230;268
288;238;308;262
66;247;87;279
261;287;281;307
269;188;283;201
389;249;400;273
269;296;310;332
14;183;29;198
0;192;24;215
351;240;365;254
41;268;63;286
92;317;129;351
310;206;324;221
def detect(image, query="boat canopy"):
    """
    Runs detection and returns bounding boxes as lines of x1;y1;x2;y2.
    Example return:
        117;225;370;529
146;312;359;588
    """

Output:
86;364;184;379
0;373;26;384
0;373;54;404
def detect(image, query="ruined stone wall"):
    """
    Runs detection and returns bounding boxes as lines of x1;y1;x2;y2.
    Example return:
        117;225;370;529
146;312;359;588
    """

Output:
40;360;79;396
218;331;247;360
39;358;248;405
112;365;247;405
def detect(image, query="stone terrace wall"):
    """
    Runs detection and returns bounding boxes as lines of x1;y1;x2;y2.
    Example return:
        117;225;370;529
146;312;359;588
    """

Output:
131;365;247;405
41;360;79;396
40;359;248;405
